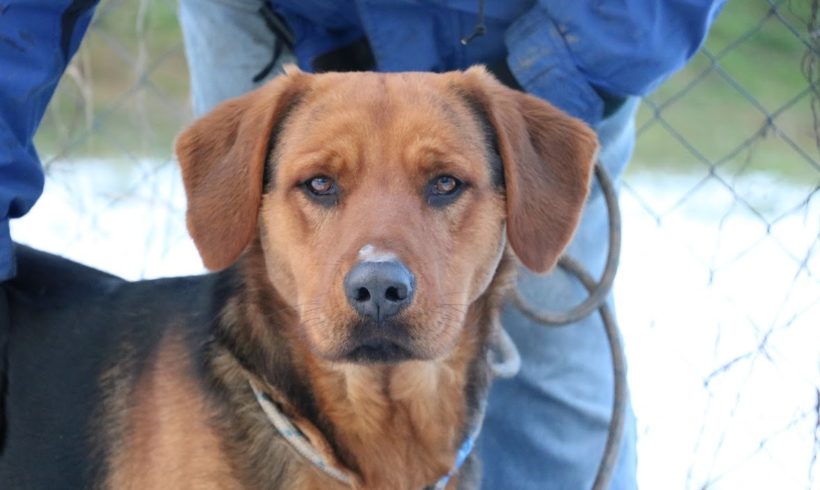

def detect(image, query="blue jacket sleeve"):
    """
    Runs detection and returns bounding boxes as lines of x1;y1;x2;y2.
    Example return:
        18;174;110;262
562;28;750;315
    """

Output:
505;0;725;125
0;0;97;279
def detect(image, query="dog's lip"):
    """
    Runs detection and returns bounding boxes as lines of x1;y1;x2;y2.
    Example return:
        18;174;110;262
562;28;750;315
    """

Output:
333;318;419;363
341;338;415;364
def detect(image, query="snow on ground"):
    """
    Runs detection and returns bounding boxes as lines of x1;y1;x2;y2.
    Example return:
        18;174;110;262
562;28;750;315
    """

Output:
618;172;819;489
13;159;205;279
11;160;820;489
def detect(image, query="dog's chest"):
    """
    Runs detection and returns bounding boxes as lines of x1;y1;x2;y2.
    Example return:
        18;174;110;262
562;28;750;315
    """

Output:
307;361;468;489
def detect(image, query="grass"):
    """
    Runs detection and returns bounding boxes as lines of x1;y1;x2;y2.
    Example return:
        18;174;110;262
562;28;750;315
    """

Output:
630;0;819;181
33;0;820;182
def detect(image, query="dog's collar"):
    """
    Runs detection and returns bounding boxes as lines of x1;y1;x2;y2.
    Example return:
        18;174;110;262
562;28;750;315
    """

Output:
249;381;355;485
248;327;519;489
428;397;485;490
249;380;480;489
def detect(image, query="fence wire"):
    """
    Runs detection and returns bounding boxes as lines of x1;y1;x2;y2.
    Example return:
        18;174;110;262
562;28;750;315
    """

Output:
9;0;820;488
620;1;820;488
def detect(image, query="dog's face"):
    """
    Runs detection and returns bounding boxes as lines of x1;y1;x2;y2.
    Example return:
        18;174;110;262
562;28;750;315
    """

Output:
257;73;510;362
176;67;597;363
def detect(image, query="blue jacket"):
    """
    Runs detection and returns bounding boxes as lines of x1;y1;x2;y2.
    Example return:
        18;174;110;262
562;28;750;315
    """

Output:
274;0;724;124
0;0;95;279
0;0;724;279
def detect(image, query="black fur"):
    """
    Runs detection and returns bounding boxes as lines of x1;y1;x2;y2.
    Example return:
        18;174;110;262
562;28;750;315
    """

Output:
0;246;219;488
263;92;306;193
453;90;506;191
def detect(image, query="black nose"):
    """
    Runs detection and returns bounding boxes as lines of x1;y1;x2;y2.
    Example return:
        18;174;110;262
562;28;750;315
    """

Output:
344;260;416;322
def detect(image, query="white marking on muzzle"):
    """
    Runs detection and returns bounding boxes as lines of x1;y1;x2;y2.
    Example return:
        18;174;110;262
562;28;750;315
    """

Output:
358;244;398;263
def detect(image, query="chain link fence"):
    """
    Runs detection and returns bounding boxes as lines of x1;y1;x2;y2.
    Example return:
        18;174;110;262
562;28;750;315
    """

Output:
9;0;820;488
619;1;819;488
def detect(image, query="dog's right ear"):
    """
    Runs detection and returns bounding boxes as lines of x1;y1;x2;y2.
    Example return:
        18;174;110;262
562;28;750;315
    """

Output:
175;69;306;271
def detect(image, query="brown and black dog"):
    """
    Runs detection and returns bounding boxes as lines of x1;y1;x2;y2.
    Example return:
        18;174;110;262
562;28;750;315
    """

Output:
0;66;596;489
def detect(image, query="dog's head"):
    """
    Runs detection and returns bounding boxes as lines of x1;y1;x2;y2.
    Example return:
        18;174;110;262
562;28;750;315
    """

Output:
176;67;597;364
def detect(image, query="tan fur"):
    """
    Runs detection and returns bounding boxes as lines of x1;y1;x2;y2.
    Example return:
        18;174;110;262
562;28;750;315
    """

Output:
194;245;513;490
459;67;599;273
175;70;307;270
95;67;600;489
304;321;474;489
105;332;238;490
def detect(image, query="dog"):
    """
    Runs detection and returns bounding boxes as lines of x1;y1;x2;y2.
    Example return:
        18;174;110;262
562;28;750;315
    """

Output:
0;66;596;489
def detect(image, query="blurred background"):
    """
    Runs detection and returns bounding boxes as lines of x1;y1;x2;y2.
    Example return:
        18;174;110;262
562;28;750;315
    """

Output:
10;0;820;488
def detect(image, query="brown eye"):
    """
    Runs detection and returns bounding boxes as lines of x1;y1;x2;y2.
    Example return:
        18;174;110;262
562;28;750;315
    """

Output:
432;175;459;195
302;176;339;207
306;176;336;195
426;175;465;207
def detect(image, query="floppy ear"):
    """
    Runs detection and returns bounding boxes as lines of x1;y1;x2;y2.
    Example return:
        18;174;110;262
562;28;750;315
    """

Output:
461;67;599;273
175;70;306;270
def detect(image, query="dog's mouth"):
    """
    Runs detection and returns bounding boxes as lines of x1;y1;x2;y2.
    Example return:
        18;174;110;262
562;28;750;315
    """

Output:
337;319;417;364
344;339;414;364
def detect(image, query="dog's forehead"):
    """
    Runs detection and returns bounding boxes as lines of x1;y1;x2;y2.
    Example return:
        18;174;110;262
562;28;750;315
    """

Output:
274;72;488;164
301;72;477;129
310;71;455;101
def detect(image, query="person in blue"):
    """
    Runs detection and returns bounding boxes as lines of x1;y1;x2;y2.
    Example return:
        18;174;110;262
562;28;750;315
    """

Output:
0;1;725;487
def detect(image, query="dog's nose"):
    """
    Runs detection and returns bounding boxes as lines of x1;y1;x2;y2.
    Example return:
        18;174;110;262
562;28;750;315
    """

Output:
344;260;415;321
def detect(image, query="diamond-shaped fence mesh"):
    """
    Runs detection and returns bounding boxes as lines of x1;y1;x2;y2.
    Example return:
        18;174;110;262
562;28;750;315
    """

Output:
9;0;820;488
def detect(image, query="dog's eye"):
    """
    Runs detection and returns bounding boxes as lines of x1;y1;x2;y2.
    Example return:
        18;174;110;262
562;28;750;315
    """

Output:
426;175;464;207
302;176;338;206
306;176;336;195
432;176;459;195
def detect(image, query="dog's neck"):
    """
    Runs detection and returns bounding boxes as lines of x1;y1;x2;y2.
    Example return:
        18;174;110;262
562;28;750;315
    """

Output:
296;307;491;489
208;243;514;489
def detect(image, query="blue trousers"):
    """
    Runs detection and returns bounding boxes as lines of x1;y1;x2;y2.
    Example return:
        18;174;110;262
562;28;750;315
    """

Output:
179;1;638;487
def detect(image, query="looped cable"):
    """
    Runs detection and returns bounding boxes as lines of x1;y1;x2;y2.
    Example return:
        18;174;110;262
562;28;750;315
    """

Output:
513;162;621;325
556;259;627;490
511;163;626;490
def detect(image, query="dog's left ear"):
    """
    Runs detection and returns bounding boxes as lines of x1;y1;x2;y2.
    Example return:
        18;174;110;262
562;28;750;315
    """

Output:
460;67;599;274
175;69;306;270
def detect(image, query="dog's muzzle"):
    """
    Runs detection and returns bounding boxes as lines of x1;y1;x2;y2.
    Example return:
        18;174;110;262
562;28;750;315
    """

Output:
343;259;415;322
341;259;417;363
